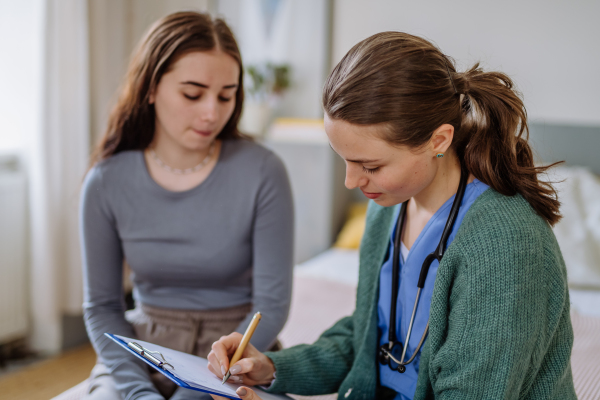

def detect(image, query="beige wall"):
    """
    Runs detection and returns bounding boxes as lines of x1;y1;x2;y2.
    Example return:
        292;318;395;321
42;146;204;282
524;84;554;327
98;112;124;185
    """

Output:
331;0;600;127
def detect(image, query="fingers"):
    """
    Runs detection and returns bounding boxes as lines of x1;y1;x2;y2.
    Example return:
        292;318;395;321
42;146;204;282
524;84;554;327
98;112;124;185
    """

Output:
207;350;226;378
236;386;263;400
206;332;273;387
229;357;257;375
207;332;243;378
206;360;222;378
227;374;243;384
207;361;243;384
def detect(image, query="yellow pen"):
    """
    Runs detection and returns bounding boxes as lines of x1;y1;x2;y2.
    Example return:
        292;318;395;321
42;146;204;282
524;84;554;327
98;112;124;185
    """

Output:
222;312;262;384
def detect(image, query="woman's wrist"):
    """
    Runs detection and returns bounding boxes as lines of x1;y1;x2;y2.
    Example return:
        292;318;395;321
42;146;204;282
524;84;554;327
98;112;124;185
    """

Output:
258;355;277;385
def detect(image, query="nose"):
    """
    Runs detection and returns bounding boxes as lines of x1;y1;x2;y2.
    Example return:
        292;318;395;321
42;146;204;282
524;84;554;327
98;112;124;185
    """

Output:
199;96;218;124
345;163;368;190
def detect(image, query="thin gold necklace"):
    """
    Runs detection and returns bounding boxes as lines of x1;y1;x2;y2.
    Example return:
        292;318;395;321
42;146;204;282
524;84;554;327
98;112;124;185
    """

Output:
150;142;215;175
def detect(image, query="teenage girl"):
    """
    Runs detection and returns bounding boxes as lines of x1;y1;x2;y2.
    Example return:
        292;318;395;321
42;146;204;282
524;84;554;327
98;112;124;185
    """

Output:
81;12;293;400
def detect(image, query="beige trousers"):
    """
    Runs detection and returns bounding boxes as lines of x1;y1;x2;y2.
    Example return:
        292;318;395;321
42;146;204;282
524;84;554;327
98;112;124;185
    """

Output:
85;303;260;400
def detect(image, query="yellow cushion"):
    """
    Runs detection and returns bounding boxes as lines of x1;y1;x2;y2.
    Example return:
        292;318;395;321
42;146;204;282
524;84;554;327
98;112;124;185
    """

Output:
334;202;369;249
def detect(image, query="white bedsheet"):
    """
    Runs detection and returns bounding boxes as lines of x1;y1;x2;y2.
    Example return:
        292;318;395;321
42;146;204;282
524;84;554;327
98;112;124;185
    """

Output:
295;248;359;286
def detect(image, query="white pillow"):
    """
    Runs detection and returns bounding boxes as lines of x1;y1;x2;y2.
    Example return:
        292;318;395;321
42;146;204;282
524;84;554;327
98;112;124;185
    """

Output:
548;166;600;288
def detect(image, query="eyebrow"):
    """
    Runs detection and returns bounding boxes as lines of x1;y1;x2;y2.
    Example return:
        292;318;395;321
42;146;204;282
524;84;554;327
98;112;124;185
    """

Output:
346;158;382;164
180;81;238;89
328;144;381;163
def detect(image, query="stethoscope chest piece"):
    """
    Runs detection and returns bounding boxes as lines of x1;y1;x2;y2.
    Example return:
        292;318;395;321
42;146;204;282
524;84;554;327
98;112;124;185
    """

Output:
378;341;407;373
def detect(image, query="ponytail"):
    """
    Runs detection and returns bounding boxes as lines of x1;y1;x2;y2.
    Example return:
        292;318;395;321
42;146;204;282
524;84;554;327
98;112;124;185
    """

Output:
323;32;561;226
454;64;561;225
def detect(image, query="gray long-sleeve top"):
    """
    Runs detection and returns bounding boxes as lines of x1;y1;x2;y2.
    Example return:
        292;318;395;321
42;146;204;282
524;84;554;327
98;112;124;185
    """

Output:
80;139;294;400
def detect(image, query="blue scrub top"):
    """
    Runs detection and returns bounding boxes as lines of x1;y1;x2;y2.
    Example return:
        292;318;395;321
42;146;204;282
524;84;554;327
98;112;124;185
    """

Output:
377;179;489;400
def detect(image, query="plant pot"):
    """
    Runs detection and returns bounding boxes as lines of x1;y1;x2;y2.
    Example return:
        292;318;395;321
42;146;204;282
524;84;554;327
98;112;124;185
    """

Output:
239;101;273;137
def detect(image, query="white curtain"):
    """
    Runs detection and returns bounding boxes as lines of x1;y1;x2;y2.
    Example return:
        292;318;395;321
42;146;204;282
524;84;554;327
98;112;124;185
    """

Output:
28;0;90;353
229;0;329;120
238;0;293;65
28;0;213;355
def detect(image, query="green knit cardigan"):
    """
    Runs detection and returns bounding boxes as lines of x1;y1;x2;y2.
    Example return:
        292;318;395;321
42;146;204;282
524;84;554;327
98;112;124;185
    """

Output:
266;189;577;399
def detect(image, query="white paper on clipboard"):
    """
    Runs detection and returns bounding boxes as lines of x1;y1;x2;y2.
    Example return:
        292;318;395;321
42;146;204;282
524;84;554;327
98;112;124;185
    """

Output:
106;333;291;400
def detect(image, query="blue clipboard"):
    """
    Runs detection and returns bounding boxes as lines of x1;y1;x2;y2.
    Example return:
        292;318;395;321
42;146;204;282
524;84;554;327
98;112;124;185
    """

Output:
105;333;290;400
105;333;200;394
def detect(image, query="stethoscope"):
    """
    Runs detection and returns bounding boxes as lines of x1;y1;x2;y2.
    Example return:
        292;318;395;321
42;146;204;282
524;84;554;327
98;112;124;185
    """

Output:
378;164;468;373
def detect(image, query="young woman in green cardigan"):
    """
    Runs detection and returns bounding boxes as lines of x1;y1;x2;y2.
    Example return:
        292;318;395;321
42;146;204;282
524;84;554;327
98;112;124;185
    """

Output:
207;32;577;400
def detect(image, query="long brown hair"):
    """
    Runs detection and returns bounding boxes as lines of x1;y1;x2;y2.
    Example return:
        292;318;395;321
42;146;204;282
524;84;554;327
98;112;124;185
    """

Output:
92;11;246;164
323;32;561;226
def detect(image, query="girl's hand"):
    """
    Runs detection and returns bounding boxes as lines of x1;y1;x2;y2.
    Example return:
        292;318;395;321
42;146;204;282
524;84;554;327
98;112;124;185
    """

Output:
210;386;263;400
207;332;276;386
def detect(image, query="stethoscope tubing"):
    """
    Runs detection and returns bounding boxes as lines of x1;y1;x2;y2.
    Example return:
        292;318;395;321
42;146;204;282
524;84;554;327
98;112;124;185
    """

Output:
399;286;422;365
384;322;429;366
381;164;469;373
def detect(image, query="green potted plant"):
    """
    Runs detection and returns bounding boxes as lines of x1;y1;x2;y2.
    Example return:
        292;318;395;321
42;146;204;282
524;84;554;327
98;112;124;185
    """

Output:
239;63;291;137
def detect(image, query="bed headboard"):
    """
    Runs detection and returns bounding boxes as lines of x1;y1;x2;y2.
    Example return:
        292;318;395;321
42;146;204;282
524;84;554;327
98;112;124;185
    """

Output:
529;122;600;175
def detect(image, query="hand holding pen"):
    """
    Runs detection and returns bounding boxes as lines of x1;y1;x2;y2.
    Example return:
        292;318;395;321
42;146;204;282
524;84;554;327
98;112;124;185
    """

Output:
207;312;276;387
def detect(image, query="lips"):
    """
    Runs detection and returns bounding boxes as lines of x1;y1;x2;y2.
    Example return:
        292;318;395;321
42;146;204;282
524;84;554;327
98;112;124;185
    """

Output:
192;129;212;137
361;190;382;199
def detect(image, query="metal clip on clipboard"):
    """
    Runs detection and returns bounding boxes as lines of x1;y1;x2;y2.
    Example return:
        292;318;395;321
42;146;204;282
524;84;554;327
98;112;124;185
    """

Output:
127;342;174;370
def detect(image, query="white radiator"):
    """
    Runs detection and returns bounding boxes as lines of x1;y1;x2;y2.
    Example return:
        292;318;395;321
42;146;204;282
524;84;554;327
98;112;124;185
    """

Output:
0;154;28;344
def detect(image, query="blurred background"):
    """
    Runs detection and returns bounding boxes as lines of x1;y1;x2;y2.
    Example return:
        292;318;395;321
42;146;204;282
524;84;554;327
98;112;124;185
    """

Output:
0;0;599;398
